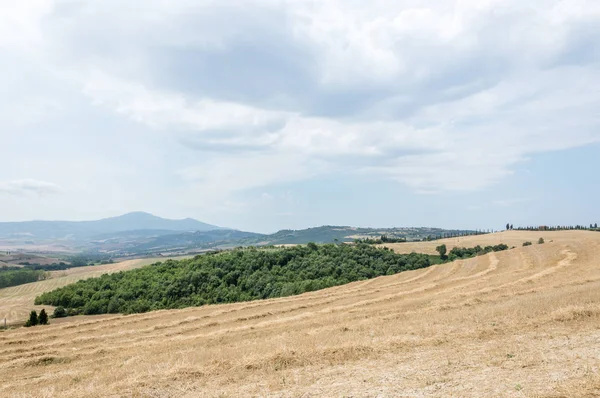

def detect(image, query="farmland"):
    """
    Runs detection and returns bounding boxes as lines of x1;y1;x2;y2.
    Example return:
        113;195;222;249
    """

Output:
0;231;599;397
380;230;589;254
0;257;189;326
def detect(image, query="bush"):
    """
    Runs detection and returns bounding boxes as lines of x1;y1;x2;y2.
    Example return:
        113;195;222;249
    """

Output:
538;238;545;244
53;306;67;318
67;308;80;317
436;244;447;259
523;241;533;247
446;244;509;261
25;310;38;327
38;309;48;325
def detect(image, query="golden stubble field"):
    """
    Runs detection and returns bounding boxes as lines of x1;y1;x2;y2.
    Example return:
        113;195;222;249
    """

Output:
380;230;586;254
1;231;600;397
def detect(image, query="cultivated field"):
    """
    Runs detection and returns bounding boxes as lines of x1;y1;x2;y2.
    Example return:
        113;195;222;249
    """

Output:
1;231;600;397
0;257;185;326
381;230;584;254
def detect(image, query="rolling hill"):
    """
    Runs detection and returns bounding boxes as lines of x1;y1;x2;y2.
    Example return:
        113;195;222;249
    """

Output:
0;256;192;325
120;225;480;256
1;230;599;396
0;212;222;241
0;214;477;255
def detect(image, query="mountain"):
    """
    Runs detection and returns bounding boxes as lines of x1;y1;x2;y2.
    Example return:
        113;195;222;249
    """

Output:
0;214;480;256
89;212;221;233
0;212;222;241
119;225;480;256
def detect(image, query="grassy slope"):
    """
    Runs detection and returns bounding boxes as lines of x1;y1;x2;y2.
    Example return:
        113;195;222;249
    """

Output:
380;230;589;254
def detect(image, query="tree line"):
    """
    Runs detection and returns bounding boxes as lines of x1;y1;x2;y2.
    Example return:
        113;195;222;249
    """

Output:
19;254;115;271
35;243;433;316
354;235;407;244
0;269;47;289
506;223;598;231
419;230;490;242
0;253;116;290
436;243;509;261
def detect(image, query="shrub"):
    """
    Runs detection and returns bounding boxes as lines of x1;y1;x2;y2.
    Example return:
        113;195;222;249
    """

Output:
67;308;80;317
538;238;545;244
25;310;38;327
446;244;509;261
38;309;48;325
53;306;67;318
436;244;447;259
523;241;533;247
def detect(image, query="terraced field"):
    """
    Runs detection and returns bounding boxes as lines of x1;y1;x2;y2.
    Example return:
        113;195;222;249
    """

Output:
0;257;187;326
1;231;600;397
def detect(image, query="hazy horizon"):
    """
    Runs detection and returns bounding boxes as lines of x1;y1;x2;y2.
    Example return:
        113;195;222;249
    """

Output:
2;1;599;234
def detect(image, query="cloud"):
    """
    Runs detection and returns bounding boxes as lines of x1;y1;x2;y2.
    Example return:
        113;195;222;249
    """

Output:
1;0;600;216
0;179;61;196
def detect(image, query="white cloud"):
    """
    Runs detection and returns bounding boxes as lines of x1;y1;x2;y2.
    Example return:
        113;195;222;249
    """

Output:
82;72;291;133
0;0;599;220
0;179;61;196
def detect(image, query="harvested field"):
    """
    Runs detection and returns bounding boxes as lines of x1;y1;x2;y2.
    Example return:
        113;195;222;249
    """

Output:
381;230;583;254
1;231;600;397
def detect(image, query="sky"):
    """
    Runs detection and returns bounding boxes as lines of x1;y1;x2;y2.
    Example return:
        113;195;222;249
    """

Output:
1;0;599;233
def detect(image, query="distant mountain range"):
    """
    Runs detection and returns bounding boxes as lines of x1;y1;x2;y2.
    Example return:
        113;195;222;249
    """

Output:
0;212;222;241
0;212;480;257
119;225;479;256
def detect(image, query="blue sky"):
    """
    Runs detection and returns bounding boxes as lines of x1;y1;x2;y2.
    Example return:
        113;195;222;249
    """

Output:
1;1;599;233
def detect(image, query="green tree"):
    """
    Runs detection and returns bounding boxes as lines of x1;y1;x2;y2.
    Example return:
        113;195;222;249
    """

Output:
306;242;318;251
38;309;48;325
436;244;447;259
538;238;545;244
25;310;38;327
35;244;434;315
53;306;67;318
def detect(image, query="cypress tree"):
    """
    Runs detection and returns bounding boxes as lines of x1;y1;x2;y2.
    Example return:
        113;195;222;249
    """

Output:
38;309;48;325
25;310;38;327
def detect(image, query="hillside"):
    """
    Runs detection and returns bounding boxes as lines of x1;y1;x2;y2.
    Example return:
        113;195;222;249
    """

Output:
0;216;476;255
1;230;599;396
381;230;590;254
34;245;433;314
119;226;479;256
0;212;221;241
0;256;190;325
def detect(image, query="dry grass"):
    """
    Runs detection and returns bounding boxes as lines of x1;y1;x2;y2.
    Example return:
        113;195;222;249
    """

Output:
1;231;600;397
381;230;582;254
